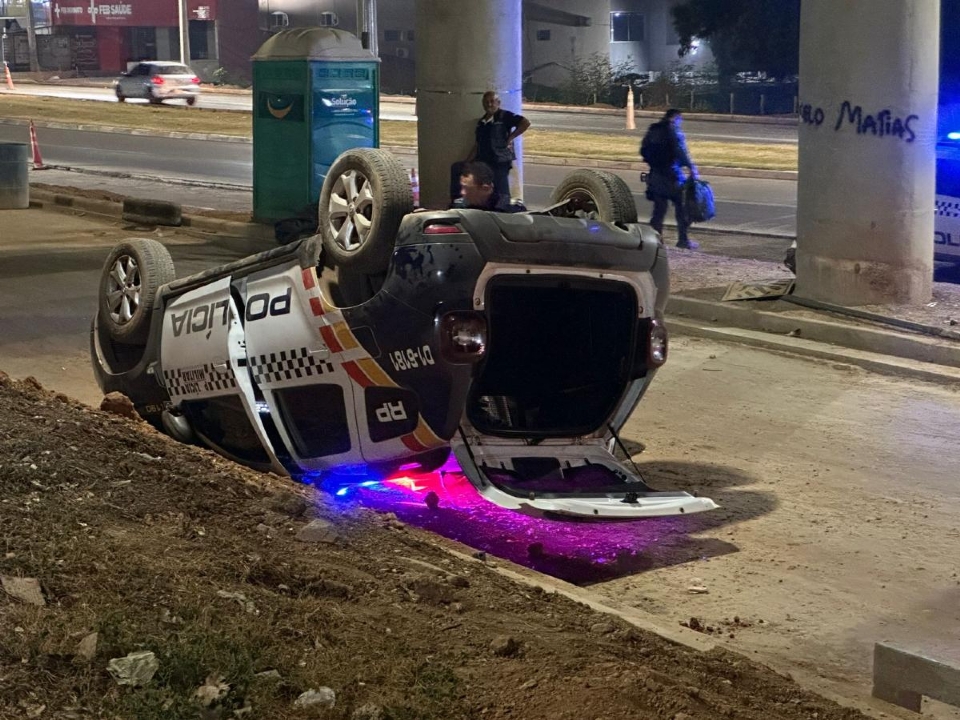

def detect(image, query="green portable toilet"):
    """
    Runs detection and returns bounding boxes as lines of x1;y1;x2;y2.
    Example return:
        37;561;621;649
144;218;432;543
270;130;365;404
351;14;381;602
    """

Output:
252;28;380;224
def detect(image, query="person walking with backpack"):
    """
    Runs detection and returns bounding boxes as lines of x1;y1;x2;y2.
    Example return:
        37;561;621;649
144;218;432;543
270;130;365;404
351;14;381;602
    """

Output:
640;108;700;249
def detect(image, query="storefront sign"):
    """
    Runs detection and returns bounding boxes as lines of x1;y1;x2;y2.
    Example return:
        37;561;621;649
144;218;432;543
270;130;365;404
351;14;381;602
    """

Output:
51;0;218;26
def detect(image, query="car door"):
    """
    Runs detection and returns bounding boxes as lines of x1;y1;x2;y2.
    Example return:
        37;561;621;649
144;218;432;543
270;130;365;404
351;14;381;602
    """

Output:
237;261;366;473
122;63;148;98
159;276;285;473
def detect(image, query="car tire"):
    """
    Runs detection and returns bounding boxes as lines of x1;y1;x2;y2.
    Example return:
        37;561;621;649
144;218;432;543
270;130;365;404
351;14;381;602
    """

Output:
98;238;175;345
550;169;638;224
186;96;197;107
319;148;413;273
116;89;126;102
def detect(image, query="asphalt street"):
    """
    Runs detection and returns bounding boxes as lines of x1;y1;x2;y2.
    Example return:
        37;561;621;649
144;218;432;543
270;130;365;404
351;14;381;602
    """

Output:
0;123;799;237
5;84;799;144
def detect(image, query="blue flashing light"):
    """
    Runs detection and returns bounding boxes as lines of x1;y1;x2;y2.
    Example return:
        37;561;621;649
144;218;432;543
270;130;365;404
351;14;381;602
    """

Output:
948;132;960;141
335;487;349;497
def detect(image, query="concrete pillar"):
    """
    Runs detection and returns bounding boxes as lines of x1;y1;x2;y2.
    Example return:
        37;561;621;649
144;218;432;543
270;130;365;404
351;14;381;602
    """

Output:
416;0;523;209
796;0;939;305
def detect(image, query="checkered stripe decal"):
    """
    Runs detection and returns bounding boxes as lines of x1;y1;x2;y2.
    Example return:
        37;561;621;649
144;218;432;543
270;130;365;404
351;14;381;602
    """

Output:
249;347;335;385
162;364;237;397
935;199;960;218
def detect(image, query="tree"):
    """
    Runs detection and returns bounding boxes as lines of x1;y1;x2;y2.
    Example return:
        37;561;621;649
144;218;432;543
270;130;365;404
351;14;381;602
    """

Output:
562;52;635;106
671;0;800;81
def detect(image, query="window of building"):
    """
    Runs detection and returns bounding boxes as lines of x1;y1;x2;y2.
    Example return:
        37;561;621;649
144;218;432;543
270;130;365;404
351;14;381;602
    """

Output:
189;20;210;60
536;29;551;41
383;29;401;42
610;12;644;42
404;29;415;41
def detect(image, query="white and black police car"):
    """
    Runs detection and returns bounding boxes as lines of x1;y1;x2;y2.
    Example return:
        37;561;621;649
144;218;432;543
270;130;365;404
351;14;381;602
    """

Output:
91;149;717;521
936;133;960;262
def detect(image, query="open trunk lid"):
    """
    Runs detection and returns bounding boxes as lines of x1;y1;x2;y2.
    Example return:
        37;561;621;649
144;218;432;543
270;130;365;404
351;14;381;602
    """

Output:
452;437;718;519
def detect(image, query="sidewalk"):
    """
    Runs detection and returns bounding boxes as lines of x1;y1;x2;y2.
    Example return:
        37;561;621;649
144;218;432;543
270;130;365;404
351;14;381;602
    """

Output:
23;173;960;387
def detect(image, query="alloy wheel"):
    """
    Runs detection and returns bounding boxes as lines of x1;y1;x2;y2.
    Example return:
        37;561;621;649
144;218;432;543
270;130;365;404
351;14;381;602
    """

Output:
105;254;142;327
327;169;375;253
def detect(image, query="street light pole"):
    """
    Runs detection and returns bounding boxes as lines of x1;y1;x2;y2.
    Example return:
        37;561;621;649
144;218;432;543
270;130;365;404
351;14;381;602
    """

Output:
178;0;191;65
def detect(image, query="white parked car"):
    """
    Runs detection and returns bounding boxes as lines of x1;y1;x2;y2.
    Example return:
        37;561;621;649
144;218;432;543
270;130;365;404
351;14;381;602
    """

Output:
115;61;201;106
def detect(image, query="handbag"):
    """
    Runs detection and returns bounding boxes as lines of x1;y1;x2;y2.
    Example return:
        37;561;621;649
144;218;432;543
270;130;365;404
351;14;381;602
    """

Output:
683;178;716;223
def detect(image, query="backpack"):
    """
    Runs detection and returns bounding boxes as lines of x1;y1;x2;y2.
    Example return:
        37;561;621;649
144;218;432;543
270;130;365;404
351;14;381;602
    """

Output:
640;122;673;169
683;178;716;223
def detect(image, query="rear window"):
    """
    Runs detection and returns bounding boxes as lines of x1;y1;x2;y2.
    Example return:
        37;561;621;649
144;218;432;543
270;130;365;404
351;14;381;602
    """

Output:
156;64;192;76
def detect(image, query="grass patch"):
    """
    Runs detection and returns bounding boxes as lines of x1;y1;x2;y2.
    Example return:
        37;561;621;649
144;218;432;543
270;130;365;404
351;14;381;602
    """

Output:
0;94;797;171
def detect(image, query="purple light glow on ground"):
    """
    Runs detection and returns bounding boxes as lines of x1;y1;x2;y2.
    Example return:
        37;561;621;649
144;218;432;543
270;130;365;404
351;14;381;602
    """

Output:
327;458;700;585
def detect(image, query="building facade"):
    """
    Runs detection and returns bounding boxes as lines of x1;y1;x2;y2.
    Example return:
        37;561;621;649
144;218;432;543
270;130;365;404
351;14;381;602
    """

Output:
259;0;713;94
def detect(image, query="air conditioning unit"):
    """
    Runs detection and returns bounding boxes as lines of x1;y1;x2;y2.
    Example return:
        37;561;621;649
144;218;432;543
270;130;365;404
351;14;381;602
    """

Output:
319;11;339;27
395;47;409;59
270;11;289;28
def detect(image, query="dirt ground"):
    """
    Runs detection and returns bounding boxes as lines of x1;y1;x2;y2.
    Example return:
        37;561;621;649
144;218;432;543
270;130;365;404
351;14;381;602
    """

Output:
0;372;877;720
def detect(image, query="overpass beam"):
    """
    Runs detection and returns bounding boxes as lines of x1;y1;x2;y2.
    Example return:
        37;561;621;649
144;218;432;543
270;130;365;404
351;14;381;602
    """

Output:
796;0;939;305
415;0;523;209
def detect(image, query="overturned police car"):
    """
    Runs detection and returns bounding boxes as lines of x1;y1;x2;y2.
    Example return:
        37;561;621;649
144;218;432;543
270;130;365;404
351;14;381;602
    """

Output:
91;148;717;520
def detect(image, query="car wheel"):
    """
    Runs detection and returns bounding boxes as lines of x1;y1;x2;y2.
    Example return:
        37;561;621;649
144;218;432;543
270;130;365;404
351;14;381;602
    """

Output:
186;96;197;107
319;148;413;273
550;169;638;224
116;88;126;102
98;238;175;345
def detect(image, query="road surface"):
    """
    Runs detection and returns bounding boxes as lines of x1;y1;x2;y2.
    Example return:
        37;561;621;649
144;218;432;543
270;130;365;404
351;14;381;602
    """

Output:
3;84;799;144
0;123;799;237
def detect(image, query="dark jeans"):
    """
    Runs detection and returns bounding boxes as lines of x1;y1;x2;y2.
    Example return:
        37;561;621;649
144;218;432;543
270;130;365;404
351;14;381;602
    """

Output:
449;160;511;204
649;191;689;244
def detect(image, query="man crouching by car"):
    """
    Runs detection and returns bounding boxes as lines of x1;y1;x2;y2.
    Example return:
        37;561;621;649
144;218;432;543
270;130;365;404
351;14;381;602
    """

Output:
452;161;527;213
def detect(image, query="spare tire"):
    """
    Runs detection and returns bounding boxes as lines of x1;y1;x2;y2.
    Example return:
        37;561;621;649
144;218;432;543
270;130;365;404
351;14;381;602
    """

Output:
319;148;414;273
550;169;638;224
98;238;175;345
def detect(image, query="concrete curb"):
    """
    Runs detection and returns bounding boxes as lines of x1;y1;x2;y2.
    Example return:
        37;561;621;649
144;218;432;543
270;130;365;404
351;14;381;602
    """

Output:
3;118;798;182
29;187;275;242
668;296;960;371
669;319;960;386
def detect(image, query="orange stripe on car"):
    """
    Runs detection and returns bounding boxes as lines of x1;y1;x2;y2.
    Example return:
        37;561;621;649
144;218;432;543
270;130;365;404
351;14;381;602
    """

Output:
333;322;359;351
401;434;429;453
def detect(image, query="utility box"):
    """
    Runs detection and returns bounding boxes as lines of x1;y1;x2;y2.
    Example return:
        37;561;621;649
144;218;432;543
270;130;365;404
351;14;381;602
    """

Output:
252;28;380;224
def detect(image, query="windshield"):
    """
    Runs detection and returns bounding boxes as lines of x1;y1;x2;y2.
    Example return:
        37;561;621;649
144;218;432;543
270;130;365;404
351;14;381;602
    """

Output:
158;65;192;76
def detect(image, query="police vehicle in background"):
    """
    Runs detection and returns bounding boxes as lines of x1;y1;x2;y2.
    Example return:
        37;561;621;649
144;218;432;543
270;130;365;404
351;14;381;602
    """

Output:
936;132;960;262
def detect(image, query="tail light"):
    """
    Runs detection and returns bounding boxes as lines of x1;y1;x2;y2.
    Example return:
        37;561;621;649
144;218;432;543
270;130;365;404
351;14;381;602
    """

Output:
424;223;462;235
438;312;487;363
151;76;165;86
648;319;668;367
191;76;201;84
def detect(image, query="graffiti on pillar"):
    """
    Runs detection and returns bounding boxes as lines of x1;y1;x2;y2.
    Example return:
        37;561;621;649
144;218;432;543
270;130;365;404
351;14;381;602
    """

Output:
799;104;825;126
799;100;919;143
834;102;918;142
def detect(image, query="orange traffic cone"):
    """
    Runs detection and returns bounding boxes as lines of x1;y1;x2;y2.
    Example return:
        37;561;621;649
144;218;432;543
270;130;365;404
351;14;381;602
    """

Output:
29;120;45;170
409;168;420;208
3;62;13;91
